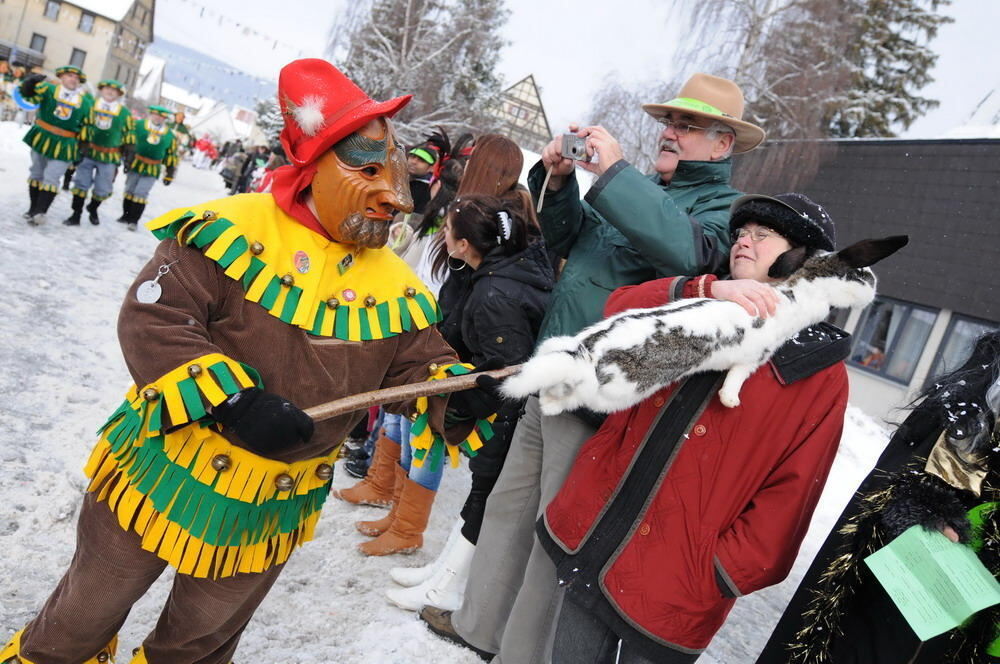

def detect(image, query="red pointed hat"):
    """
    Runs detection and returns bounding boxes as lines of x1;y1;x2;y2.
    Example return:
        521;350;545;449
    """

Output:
278;59;411;167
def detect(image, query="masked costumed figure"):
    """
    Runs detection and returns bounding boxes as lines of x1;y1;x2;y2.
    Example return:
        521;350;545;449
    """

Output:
757;330;1000;664
20;65;94;225
119;106;179;229
0;58;496;664
64;79;134;226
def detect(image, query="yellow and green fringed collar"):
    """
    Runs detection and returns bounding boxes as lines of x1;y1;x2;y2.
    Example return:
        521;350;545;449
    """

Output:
147;193;442;341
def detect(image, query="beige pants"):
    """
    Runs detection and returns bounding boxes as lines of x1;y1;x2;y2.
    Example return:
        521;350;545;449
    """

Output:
20;493;284;664
452;396;597;664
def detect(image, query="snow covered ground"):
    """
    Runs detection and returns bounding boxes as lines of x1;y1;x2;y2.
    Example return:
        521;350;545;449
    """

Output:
0;119;893;663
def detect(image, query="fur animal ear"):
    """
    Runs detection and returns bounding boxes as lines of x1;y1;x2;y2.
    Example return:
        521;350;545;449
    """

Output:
767;246;809;280
836;235;909;268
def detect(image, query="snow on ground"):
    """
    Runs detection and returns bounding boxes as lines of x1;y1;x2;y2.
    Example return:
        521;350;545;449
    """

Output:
0;119;891;663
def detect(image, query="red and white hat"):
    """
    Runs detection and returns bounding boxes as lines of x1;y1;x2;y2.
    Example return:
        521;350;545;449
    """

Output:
278;59;411;167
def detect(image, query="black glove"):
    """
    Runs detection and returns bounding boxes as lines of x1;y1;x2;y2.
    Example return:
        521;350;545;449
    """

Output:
448;358;505;421
121;145;135;172
19;73;45;99
212;387;314;457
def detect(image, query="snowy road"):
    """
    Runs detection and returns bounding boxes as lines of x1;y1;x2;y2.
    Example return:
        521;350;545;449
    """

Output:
0;120;892;663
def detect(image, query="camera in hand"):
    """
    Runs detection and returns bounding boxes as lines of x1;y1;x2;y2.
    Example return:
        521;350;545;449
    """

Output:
561;134;588;161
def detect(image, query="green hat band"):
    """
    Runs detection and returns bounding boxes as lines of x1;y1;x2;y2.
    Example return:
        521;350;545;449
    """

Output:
98;79;125;91
409;147;436;165
664;97;731;119
148;105;174;116
56;66;86;81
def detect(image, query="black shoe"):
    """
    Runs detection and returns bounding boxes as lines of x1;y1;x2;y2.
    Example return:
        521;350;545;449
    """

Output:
420;606;495;661
63;213;82;226
344;456;370;479
87;199;101;225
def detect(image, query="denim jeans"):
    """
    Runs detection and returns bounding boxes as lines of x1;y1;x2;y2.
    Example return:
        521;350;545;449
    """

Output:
384;412;444;491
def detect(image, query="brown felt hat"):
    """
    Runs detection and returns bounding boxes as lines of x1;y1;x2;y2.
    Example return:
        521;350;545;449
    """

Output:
642;73;765;153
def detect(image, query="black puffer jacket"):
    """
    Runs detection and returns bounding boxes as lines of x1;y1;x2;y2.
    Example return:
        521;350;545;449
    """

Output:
438;240;554;476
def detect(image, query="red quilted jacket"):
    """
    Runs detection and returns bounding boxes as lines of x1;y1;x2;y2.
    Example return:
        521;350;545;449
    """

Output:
539;276;849;658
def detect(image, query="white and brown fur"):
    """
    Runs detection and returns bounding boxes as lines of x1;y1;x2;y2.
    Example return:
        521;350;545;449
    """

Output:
504;236;908;414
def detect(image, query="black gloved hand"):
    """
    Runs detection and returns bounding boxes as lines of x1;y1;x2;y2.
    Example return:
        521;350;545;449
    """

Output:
19;73;45;99
448;357;505;421
163;166;175;186
212;387;314;457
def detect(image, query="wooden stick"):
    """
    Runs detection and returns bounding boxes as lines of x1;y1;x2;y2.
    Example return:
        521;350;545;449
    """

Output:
303;365;522;422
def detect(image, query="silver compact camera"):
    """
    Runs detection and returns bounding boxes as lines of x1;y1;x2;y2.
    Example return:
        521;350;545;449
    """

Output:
561;134;588;161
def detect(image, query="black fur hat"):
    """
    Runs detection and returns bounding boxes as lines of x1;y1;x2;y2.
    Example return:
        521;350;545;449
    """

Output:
729;193;836;252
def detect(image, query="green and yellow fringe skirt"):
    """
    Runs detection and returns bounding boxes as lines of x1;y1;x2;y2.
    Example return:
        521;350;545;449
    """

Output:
83;353;335;579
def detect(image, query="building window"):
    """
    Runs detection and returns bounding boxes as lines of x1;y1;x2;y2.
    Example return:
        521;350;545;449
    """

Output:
849;296;937;384
925;314;999;387
29;33;47;53
69;48;86;69
44;0;60;19
78;11;95;33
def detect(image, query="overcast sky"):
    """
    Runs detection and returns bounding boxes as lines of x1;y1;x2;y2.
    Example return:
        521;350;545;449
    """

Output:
154;0;1000;139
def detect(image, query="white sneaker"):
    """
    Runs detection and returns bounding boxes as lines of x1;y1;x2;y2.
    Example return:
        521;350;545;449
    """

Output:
385;535;475;612
390;520;463;587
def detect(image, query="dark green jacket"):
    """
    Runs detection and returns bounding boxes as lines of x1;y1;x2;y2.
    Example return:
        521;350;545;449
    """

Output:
528;158;741;341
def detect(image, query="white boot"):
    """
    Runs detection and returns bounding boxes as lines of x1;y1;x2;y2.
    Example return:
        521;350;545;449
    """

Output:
385;534;475;612
389;519;463;587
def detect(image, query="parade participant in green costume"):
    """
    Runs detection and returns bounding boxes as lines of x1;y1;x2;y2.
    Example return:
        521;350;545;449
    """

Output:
64;79;134;226
20;65;94;225
119;105;178;230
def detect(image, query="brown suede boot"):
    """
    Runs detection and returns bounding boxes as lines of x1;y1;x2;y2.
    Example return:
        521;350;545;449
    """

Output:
333;435;399;507
358;476;436;556
356;463;405;537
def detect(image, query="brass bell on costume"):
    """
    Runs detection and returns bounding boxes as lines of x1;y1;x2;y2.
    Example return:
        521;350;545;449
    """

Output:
315;463;333;481
96;652;109;663
428;363;439;375
275;473;295;491
326;297;339;309
364;295;377;308
201;210;218;221
404;286;417;298
187;363;203;378
281;274;295;287
142;387;160;401
211;454;232;472
250;241;265;255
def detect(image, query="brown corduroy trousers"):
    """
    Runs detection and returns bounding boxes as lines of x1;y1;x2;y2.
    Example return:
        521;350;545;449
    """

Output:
19;493;284;664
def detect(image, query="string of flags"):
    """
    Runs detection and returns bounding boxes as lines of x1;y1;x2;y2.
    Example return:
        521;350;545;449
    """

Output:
163;0;312;57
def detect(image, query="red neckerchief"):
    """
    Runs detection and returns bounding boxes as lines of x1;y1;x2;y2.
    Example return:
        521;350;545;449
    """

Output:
268;163;333;240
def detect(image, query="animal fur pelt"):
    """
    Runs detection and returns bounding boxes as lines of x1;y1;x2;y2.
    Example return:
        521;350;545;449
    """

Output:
504;236;908;414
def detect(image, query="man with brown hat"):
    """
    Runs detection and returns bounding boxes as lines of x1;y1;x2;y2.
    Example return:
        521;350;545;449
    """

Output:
0;58;494;664
421;72;766;664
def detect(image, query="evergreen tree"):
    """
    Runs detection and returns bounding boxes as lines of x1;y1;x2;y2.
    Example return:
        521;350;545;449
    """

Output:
255;97;284;144
823;0;952;137
326;0;509;143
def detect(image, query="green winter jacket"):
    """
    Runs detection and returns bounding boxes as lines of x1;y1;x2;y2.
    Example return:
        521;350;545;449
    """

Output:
528;158;741;342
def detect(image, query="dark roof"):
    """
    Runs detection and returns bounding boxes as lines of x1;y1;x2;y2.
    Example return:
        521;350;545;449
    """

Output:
732;138;1000;322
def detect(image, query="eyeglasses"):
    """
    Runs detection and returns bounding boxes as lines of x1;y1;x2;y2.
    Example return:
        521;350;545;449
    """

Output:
655;117;709;136
732;227;782;243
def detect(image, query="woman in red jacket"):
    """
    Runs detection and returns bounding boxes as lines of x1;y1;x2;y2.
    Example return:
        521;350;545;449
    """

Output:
538;193;851;663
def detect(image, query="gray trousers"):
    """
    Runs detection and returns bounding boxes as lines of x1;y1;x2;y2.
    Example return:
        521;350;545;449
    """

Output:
453;396;597;664
72;157;117;200
20;493;284;664
124;171;157;203
29;149;71;189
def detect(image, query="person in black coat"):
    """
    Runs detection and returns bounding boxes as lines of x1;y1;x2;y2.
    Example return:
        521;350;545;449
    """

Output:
384;193;554;612
756;330;1000;664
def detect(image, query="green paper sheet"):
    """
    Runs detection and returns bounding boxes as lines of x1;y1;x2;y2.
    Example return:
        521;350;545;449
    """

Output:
864;525;1000;641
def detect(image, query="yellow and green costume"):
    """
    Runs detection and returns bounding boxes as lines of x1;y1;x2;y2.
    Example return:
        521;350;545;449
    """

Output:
22;80;93;167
